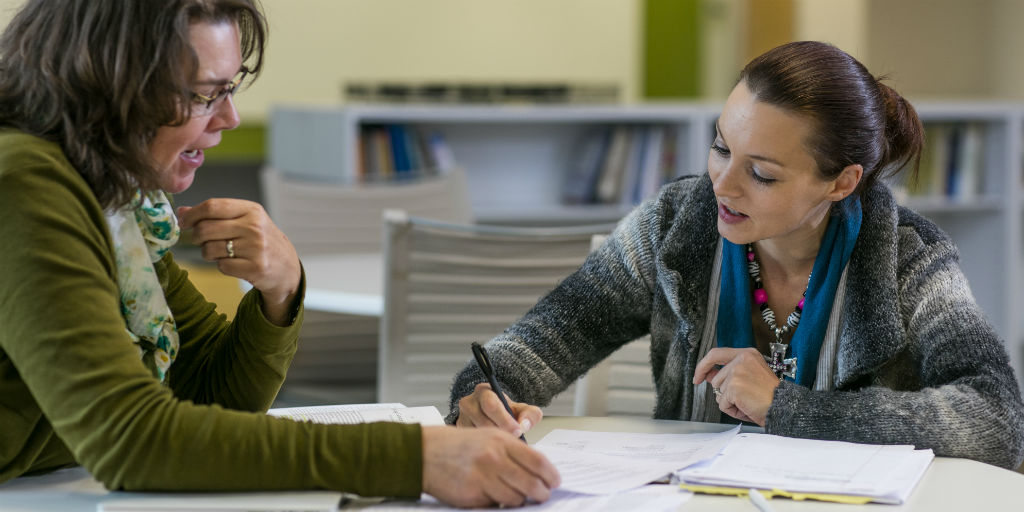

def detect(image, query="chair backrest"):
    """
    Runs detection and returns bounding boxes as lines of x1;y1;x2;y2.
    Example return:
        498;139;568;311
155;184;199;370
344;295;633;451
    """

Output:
379;210;615;415
261;168;472;256
572;234;657;417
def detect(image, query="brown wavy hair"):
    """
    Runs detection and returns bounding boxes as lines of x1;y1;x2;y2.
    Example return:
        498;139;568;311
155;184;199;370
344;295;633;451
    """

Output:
739;41;924;195
0;0;267;210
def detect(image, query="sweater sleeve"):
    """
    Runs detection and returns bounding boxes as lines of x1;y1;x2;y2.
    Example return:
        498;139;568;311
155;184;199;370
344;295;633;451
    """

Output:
766;232;1024;469
163;254;304;412
446;195;666;423
0;137;423;496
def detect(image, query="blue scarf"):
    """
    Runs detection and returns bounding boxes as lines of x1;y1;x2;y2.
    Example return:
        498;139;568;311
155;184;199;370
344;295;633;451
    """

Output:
716;196;862;388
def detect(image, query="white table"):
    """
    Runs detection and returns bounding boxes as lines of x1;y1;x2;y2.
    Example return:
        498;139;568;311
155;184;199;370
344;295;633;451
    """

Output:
529;416;1024;511
4;416;1021;511
300;253;384;317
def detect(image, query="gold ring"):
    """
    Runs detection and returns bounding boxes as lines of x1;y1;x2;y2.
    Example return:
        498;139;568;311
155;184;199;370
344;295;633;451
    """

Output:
226;239;235;258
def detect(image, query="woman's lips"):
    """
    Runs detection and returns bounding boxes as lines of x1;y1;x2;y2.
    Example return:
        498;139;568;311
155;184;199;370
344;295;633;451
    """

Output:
180;148;204;167
718;203;748;224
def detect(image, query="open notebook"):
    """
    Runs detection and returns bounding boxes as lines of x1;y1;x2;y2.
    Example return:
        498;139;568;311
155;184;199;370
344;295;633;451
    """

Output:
266;402;445;426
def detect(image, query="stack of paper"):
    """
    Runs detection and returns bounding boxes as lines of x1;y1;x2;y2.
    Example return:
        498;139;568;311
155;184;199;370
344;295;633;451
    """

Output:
533;427;739;495
267;403;445;426
677;433;934;504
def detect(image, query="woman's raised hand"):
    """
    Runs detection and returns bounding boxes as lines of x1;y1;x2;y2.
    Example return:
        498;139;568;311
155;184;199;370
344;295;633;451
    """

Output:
177;198;301;325
456;382;543;439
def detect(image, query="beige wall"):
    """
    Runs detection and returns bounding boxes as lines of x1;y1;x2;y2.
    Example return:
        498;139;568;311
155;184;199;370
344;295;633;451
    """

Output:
4;0;1024;112
864;0;991;98
247;0;642;121
988;0;1024;99
795;0;868;62
0;0;642;122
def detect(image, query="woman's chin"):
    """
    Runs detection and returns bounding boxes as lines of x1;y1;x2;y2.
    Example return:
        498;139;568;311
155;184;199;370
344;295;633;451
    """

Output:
160;173;196;194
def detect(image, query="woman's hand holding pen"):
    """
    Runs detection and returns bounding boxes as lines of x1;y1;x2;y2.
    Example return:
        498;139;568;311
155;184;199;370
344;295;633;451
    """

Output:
422;425;560;508
693;347;780;426
457;382;543;439
177;199;301;326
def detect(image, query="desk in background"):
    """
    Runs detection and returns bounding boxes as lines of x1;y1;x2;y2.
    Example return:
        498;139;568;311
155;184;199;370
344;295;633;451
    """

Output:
3;417;1021;511
275;253;384;407
300;253;384;317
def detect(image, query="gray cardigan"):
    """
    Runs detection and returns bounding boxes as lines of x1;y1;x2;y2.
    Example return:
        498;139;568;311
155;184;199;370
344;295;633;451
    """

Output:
447;174;1024;469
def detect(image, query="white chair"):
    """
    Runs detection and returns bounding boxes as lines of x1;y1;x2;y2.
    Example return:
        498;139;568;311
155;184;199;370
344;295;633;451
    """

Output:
572;234;657;417
260;169;471;406
378;210;615;415
260;167;472;256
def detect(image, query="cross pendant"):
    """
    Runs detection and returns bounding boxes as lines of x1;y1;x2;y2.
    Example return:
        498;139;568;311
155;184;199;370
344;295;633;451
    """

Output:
764;342;797;380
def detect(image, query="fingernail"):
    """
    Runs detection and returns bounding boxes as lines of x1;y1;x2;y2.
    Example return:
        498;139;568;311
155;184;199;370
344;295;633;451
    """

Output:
520;418;532;432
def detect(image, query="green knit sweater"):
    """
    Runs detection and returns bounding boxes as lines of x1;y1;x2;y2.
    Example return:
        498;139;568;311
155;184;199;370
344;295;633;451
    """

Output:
0;128;422;496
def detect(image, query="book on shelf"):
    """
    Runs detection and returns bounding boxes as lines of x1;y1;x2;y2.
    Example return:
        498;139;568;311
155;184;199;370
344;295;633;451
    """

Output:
562;124;680;208
344;80;620;105
358;125;456;183
896;121;986;202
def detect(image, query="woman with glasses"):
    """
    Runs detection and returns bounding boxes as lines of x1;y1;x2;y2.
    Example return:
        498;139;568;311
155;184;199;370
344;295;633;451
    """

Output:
448;41;1024;470
0;0;558;507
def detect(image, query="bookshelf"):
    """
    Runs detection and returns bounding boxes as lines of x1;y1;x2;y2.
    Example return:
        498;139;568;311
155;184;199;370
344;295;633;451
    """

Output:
268;102;1024;390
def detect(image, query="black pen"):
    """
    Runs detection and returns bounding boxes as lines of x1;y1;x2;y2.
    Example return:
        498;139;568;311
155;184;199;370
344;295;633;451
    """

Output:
470;342;527;442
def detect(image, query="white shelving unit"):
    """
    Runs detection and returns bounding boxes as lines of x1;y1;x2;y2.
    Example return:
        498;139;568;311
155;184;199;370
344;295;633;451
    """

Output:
270;104;721;225
268;102;1024;389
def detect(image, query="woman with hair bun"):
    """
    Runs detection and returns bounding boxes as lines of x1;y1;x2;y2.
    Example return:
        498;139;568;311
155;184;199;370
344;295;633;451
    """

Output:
450;41;1024;470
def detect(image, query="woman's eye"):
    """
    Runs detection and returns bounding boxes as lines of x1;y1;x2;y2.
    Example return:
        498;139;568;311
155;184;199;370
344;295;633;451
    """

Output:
751;168;776;184
711;143;730;156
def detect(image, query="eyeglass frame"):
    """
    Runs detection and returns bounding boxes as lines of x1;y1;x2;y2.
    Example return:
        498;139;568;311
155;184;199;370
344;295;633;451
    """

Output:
190;66;249;114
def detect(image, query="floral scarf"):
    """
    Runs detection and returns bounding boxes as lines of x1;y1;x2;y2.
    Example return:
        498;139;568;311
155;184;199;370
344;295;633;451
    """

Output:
105;190;180;382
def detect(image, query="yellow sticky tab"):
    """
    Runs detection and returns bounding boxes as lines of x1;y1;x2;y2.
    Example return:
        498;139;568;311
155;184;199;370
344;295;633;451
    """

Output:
678;484;876;504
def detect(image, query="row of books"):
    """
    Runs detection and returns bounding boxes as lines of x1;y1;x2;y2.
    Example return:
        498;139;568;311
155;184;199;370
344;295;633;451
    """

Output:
894;122;986;200
345;81;619;104
356;124;457;182
562;125;680;206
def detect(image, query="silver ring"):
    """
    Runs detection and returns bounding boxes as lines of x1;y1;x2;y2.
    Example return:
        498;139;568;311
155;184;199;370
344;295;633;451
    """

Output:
225;239;235;258
713;387;722;398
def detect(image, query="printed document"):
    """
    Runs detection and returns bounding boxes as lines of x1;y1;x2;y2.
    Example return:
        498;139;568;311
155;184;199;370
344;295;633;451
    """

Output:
531;426;739;494
677;433;934;504
268;403;445;426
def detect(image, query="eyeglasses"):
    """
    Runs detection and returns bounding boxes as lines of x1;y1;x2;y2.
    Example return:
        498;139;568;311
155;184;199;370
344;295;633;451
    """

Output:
190;67;249;115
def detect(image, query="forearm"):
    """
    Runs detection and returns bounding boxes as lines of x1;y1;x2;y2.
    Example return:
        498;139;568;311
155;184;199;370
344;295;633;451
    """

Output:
166;257;305;411
446;208;661;422
767;378;1024;469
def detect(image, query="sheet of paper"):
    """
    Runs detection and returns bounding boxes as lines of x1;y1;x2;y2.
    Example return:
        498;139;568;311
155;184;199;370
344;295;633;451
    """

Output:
535;426;738;468
534;445;687;495
366;484;691;511
99;490;342;511
524;426;738;495
268;404;444;426
678;433;935;503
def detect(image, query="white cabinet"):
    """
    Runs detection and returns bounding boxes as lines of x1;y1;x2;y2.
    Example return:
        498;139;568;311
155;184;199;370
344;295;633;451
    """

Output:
269;102;1024;388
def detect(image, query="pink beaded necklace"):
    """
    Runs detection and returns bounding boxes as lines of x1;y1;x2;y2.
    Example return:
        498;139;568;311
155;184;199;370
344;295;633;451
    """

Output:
746;243;807;380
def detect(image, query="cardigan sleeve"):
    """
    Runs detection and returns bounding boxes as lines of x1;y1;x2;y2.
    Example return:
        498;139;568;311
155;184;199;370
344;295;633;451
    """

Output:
767;230;1024;470
0;134;423;496
446;194;667;423
163;253;304;412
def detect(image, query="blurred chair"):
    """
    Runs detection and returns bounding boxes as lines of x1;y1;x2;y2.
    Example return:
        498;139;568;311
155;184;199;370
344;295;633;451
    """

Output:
378;210;615;415
572;234;656;417
260;169;471;407
260;167;472;256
